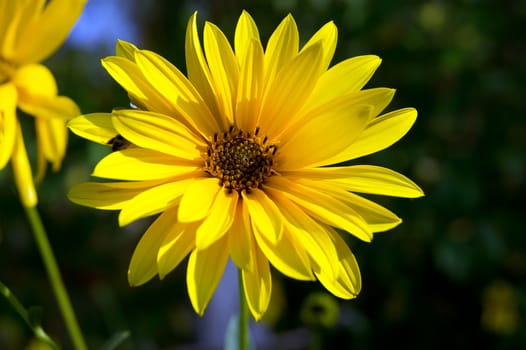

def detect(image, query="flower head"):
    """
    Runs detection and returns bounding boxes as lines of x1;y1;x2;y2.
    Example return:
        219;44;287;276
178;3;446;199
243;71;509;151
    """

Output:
0;0;85;207
68;11;424;320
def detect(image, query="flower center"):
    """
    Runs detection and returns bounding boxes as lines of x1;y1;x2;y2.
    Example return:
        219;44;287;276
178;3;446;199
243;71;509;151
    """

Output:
205;126;277;193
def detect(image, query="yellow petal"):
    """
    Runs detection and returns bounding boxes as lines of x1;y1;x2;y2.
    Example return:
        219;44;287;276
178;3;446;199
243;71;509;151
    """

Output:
12;0;86;64
264;14;299;86
128;207;177;286
11;121;37;207
119;179;194;226
258;43;325;138
67;113;117;145
284;88;394;148
295;178;402;233
195;189;238;250
92;148;200;181
300;20;337;71
229;200;255;271
101;56;172;114
268;176;372;242
185;12;222;121
234;10;260;65
134;49;221;136
34;116;67;177
295;88;395;130
278;104;373;170
315;229;361;299
12;64;57;96
204;21;239;125
242;244;272;321
339;108;418;161
157;220;197;279
253;226;314;281
112;109;203;160
115;39;138;61
178;178;221;222
20;94;79;121
264;186;338;279
68;180;163;210
0;83;17;169
187;237;229;316
0;1;17;50
303;55;382;111
242;188;283;244
287;165;424;198
235;38;264;132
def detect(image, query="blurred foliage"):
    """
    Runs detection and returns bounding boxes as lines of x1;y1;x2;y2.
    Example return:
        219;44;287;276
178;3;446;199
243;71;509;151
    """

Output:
1;0;525;349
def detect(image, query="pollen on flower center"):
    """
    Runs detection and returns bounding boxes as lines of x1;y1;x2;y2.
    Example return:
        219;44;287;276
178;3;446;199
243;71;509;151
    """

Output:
204;126;277;193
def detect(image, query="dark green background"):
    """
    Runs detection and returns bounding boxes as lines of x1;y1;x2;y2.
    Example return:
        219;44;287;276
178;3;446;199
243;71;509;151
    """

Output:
1;0;524;349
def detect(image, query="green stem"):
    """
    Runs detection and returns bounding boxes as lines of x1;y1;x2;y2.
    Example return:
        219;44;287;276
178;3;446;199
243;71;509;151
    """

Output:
238;269;249;350
24;205;87;350
0;280;59;349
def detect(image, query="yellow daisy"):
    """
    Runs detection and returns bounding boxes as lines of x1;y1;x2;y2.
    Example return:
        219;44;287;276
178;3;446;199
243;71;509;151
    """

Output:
68;11;424;320
0;0;85;207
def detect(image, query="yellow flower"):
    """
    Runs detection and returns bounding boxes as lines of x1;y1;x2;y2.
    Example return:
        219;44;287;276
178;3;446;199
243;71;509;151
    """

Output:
68;11;424;320
0;0;85;207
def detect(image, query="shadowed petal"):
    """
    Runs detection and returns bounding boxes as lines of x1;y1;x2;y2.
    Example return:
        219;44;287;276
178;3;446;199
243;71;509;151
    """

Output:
315;229;361;299
268;176;372;242
293;178;402;233
242;188;283;244
12;122;37;207
157;220;197;279
264;186;338;279
0;83;17;168
187;237;229;316
242;244;271;321
34;116;67;180
229;200;255;271
128;207;178;286
195;189;239;250
119;179;194;226
253;224;314;281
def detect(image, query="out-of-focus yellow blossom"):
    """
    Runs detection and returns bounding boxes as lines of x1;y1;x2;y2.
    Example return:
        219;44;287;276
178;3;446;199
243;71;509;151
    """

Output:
0;0;86;207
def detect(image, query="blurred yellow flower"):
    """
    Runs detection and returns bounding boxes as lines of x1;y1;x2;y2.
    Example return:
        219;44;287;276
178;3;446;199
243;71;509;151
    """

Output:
0;0;85;207
68;11;423;320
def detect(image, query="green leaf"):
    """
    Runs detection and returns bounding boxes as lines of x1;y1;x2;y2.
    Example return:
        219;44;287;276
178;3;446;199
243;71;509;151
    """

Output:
101;330;131;350
0;280;60;350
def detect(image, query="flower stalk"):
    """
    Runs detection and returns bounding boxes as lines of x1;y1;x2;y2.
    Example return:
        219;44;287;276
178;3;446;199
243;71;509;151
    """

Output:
24;205;87;350
238;269;249;350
